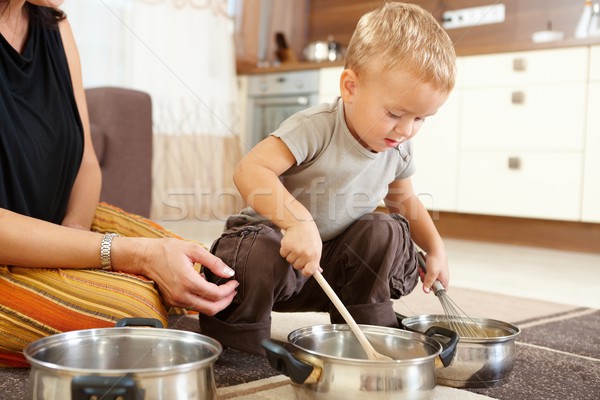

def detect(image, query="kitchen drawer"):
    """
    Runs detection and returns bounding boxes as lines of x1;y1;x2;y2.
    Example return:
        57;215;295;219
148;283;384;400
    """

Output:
247;70;320;95
318;66;344;104
460;84;586;151
590;45;600;82
457;152;583;221
582;82;600;223
461;48;589;87
412;91;460;212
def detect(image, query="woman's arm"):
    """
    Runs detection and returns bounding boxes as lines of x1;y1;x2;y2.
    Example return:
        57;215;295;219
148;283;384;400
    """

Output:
58;18;102;230
0;207;101;268
0;207;238;315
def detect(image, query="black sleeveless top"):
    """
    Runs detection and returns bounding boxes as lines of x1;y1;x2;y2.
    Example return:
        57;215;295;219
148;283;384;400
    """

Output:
0;6;83;224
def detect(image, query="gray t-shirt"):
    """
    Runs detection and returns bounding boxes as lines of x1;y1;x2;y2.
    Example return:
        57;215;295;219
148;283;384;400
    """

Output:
245;98;415;241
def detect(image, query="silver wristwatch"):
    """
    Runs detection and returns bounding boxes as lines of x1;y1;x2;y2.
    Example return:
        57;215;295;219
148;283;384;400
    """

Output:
100;233;119;270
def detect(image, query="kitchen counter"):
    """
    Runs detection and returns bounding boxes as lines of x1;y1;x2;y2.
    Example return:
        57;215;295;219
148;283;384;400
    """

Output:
237;60;344;75
237;35;600;75
454;35;600;56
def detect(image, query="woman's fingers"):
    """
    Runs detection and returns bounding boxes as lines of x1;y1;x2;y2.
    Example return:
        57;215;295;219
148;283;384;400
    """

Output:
164;279;238;312
187;289;238;316
192;245;235;279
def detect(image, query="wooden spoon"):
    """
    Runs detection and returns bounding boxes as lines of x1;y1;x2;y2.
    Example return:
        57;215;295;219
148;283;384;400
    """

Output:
313;271;393;361
279;228;391;361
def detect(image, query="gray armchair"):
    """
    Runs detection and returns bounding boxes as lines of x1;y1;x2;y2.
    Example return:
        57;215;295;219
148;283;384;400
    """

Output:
86;87;153;218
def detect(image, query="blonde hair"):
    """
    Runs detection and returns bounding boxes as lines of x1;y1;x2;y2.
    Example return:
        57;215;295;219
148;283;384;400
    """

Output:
345;2;456;93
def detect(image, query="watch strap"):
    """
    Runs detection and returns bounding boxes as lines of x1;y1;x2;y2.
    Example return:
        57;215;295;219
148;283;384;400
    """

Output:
100;233;119;270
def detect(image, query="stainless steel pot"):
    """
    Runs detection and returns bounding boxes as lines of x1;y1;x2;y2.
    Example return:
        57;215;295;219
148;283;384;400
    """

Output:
24;318;222;400
303;38;346;62
262;324;458;400
399;314;520;388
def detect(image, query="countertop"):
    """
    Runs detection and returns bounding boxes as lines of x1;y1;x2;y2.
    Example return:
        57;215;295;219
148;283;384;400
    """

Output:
237;60;344;75
237;36;600;76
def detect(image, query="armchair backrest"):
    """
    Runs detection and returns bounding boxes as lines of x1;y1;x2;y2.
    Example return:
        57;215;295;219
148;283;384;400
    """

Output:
86;87;153;218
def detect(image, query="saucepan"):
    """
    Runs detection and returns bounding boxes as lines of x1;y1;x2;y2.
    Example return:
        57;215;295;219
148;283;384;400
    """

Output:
262;323;458;400
24;318;222;400
303;37;346;62
397;313;521;388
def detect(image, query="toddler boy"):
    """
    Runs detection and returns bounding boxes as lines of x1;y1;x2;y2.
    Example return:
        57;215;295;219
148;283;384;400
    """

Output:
200;2;456;355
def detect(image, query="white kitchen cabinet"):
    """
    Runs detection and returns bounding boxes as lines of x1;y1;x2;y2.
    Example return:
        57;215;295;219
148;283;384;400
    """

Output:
457;152;583;220
582;83;600;223
460;84;587;151
583;46;600;222
461;48;588;87
412;89;460;212
589;45;600;81
318;66;344;104
456;47;589;220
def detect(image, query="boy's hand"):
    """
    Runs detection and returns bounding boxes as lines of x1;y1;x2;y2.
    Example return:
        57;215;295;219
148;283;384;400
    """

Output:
420;250;449;294
280;222;323;276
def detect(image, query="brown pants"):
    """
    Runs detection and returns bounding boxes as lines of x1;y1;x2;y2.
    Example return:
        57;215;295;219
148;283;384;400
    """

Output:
199;212;418;355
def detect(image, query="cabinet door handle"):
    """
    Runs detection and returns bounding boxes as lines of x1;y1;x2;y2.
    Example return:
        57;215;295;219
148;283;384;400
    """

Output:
513;58;527;72
508;156;521;170
511;91;526;104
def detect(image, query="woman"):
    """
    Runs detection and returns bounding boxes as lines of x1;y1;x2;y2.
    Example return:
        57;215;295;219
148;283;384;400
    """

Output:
0;0;238;367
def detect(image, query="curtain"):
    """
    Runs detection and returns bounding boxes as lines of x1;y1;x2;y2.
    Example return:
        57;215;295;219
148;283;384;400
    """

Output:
234;0;309;66
63;0;243;221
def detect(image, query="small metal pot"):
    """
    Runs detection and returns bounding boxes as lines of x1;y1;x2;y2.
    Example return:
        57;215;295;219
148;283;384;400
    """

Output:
303;38;346;62
24;318;222;400
262;324;458;400
399;314;520;388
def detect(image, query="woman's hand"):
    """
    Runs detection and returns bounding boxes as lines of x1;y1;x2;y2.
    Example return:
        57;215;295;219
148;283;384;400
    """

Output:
113;237;239;316
279;222;323;276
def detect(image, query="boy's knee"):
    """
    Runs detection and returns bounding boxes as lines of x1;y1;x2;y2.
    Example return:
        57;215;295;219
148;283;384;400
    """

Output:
209;221;302;298
352;213;412;252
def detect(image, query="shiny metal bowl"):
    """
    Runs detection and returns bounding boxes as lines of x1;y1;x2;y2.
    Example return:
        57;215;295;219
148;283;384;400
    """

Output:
400;314;521;388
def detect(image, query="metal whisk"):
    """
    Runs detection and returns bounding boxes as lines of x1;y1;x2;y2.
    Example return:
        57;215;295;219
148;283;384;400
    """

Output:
417;252;488;338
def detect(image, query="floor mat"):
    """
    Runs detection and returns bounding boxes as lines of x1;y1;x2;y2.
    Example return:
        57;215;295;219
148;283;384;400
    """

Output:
466;308;600;400
0;288;596;400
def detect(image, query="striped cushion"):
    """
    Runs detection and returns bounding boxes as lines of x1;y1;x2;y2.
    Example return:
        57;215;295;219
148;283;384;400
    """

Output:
0;203;197;367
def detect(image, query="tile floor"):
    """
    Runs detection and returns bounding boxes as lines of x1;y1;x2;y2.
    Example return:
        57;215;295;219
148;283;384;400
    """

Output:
159;219;600;310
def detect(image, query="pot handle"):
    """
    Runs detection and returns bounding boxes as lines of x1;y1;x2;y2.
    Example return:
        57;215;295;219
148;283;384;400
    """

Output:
395;312;408;325
115;318;164;328
261;340;320;385
72;376;143;400
423;326;459;368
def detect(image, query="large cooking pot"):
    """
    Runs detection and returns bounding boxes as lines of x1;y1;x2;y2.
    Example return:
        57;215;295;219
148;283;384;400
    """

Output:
23;318;222;400
262;324;458;400
398;314;520;388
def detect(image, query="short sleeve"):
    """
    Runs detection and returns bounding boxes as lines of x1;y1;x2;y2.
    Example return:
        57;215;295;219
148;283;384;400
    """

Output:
271;111;329;166
395;140;416;180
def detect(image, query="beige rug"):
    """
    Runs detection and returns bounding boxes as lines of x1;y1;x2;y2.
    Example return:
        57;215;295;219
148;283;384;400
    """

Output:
216;375;496;399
